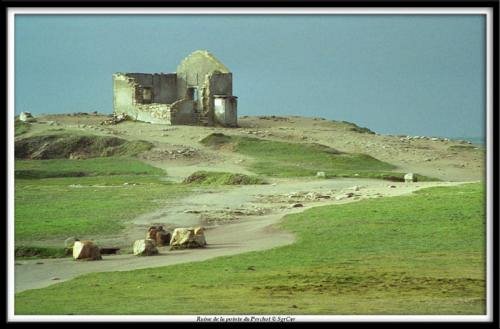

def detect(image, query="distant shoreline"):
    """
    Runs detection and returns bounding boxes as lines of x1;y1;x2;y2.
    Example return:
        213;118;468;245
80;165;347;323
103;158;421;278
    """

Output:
448;136;485;146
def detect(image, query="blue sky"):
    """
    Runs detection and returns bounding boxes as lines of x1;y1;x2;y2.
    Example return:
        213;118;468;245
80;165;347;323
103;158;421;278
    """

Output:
15;14;485;138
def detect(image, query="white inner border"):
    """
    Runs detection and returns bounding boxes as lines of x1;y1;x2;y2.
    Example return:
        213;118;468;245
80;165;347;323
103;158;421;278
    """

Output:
7;7;493;323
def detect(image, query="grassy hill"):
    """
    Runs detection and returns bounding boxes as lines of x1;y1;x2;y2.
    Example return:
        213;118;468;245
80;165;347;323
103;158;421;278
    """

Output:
200;133;437;181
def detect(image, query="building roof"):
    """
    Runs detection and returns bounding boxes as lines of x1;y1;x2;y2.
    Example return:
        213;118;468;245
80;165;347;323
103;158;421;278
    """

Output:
177;50;230;74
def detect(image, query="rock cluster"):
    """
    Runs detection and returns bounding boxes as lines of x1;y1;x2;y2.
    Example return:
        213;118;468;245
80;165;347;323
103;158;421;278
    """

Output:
243;130;273;138
397;135;471;143
141;148;200;161
147;225;171;246
101;113;128;125
257;115;290;121
286;191;335;201
256;186;367;204
163;148;198;159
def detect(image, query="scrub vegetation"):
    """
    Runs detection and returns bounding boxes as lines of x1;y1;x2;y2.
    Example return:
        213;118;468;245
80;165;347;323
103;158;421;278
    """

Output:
15;133;154;160
15;246;69;259
15;119;31;136
183;171;266;185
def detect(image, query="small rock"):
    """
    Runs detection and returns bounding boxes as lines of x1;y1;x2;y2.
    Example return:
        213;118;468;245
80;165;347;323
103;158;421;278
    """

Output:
35;262;44;265
404;173;415;183
19;111;35;122
184;210;201;214
51;277;60;281
388;185;396;188
291;203;303;208
345;192;354;198
316;171;326;178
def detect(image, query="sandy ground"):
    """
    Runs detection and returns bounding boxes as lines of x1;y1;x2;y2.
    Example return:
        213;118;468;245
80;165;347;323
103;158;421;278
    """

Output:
14;114;484;293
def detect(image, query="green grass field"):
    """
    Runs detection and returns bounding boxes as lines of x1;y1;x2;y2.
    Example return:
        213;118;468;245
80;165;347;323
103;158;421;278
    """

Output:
15;183;485;315
15;158;188;243
200;133;437;181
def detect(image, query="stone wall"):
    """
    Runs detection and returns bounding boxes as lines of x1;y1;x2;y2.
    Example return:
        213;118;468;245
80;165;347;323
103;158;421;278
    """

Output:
114;73;177;124
135;103;172;124
170;99;197;125
201;72;233;125
125;73;178;104
214;96;237;127
113;73;139;118
113;50;236;127
176;50;230;104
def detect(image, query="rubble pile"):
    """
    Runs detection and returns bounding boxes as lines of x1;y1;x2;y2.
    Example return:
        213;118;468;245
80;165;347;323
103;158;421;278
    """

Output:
101;113;128;125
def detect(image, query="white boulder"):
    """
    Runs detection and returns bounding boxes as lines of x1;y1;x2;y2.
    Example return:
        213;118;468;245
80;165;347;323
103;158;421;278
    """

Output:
19;111;35;122
73;240;102;260
404;173;415;183
133;239;158;256
170;227;207;250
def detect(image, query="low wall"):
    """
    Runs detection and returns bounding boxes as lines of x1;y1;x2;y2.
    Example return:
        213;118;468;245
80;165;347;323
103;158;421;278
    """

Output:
135;104;172;124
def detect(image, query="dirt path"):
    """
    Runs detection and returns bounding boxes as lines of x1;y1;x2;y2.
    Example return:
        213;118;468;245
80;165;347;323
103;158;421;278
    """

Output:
14;178;466;293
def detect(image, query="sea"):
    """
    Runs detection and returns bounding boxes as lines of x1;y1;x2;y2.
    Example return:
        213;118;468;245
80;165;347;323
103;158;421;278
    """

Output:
447;136;486;146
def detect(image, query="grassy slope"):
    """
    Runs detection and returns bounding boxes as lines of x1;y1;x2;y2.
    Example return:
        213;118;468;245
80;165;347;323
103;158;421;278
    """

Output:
15;183;485;315
15;158;164;179
201;134;437;181
15;133;154;160
15;158;188;242
15;120;30;136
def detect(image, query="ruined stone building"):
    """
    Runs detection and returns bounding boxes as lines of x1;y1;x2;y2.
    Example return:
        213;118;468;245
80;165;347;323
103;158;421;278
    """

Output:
113;50;237;127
